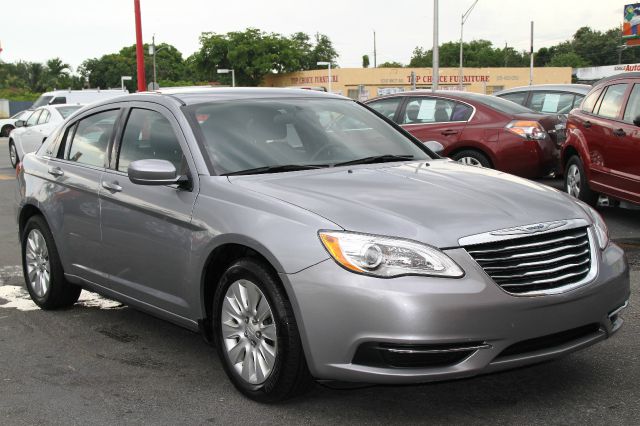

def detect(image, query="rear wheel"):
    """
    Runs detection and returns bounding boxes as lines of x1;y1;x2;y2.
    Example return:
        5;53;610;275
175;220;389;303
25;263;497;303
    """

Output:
21;215;82;309
564;155;598;206
9;140;18;168
1;124;13;137
213;258;312;402
452;150;491;168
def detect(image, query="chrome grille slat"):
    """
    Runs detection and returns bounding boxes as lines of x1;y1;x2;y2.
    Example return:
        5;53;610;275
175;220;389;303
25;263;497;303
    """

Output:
464;226;593;295
466;231;587;255
490;258;590;280
481;249;590;271
472;239;589;263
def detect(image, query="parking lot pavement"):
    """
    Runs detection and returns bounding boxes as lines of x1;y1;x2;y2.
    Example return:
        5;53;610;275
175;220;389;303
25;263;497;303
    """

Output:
0;136;639;424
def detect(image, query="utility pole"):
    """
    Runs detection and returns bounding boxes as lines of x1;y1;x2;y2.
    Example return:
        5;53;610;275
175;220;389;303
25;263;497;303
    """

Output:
459;0;479;90
373;31;377;68
529;21;534;86
133;0;146;92
432;0;439;91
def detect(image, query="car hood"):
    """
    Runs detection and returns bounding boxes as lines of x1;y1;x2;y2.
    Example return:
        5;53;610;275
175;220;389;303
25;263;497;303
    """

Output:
229;160;589;248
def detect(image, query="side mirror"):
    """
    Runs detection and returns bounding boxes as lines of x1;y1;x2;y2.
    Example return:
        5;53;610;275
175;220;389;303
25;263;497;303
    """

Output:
15;120;25;128
634;115;640;127
424;140;445;155
128;159;182;186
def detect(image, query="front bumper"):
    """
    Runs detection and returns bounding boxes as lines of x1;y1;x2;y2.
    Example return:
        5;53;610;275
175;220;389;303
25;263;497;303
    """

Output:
280;243;629;384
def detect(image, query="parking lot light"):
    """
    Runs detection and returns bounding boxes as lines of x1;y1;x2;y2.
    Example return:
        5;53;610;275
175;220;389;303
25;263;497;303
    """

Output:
120;76;132;92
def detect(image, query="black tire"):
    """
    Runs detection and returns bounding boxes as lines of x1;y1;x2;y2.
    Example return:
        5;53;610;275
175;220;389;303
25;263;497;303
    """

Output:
212;258;312;402
451;149;492;168
564;155;598;206
21;215;82;310
1;124;13;137
9;140;19;169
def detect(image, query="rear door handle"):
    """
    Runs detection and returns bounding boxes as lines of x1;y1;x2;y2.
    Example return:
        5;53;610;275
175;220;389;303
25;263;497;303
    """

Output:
441;129;458;136
613;128;626;137
47;167;64;177
583;120;592;128
101;181;123;192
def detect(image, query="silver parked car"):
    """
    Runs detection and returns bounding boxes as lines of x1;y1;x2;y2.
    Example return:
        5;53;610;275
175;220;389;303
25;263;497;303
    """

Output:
16;88;629;402
494;84;591;116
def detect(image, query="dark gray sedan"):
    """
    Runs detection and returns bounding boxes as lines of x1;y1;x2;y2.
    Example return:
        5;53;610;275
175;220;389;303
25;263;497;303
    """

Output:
15;88;629;402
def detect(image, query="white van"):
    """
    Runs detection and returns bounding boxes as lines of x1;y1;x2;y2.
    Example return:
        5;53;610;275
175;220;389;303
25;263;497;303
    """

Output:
31;89;128;108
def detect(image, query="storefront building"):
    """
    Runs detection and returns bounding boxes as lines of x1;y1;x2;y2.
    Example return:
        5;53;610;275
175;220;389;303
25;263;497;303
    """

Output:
262;67;572;100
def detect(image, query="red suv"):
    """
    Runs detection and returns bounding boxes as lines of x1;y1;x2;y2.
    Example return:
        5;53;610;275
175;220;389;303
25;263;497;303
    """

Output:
562;73;640;206
365;91;564;178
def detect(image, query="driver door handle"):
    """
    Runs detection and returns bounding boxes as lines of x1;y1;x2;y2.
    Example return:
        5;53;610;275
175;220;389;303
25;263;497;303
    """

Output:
583;120;592;128
441;129;458;136
101;180;123;192
47;166;64;177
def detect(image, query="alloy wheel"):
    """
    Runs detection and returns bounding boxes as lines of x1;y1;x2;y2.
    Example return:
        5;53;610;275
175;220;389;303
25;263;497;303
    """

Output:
25;229;51;298
9;143;17;167
221;279;277;385
458;156;483;167
566;164;581;198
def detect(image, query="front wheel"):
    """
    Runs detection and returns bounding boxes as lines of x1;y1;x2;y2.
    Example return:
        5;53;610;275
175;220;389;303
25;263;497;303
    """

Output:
21;215;82;309
564;155;598;206
213;258;312;402
9;141;19;168
1;125;13;137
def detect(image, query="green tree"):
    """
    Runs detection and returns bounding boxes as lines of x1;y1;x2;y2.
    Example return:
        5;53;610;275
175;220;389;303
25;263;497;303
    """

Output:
362;54;370;68
549;52;589;67
378;61;403;68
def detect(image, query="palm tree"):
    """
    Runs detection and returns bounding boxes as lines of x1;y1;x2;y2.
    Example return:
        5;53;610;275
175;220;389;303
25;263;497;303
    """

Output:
46;57;71;89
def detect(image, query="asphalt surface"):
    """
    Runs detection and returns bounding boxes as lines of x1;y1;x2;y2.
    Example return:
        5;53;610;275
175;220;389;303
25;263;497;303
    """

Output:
0;137;638;425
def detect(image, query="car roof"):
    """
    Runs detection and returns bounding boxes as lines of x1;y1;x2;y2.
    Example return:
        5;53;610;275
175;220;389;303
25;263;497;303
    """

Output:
493;84;592;96
143;87;349;105
594;72;640;86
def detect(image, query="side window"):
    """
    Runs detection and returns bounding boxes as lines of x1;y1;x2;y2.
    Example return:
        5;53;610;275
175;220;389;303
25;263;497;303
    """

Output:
597;84;628;119
623;84;640;123
402;97;460;124
581;88;603;113
117;108;184;173
42;127;63;157
573;94;585;109
67;110;119;167
26;110;42;127
367;98;402;121
500;92;528;106
37;110;51;125
529;92;575;114
51;97;67;105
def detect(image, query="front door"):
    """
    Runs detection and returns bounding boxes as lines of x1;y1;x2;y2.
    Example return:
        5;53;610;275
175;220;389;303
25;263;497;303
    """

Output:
98;104;198;317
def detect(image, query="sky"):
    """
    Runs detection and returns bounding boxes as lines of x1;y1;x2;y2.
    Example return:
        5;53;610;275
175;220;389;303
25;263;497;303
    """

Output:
0;0;625;72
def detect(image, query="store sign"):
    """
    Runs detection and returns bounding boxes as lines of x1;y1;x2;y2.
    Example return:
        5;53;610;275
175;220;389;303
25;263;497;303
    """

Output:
576;63;640;80
290;75;338;85
405;74;490;84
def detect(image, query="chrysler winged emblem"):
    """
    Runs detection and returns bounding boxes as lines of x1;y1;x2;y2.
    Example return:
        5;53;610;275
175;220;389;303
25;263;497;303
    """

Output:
489;220;568;236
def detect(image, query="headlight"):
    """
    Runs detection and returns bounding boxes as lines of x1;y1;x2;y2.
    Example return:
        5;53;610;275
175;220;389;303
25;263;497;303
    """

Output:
318;231;464;278
575;201;609;250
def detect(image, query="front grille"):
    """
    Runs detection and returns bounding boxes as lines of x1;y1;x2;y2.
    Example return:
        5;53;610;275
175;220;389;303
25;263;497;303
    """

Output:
465;227;592;294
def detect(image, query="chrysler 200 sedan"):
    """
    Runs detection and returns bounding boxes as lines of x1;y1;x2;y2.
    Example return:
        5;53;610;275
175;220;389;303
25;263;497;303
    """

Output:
16;88;629;402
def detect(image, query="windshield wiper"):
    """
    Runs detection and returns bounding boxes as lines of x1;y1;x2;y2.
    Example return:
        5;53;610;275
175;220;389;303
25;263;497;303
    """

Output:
222;164;329;176
333;154;414;167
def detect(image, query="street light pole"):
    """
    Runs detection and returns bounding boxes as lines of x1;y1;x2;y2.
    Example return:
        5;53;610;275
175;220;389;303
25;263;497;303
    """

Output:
432;0;439;91
149;35;165;89
459;0;479;90
317;61;332;93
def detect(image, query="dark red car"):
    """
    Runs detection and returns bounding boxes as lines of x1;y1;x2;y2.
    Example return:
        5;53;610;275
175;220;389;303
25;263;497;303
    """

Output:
365;91;564;178
562;73;640;206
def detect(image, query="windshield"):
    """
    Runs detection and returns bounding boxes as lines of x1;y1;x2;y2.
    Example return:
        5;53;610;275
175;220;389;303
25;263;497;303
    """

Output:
462;93;534;114
185;98;431;175
31;95;53;108
56;105;83;119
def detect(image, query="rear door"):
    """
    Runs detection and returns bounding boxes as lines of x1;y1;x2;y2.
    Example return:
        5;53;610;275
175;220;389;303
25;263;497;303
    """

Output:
398;96;473;149
98;103;199;317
